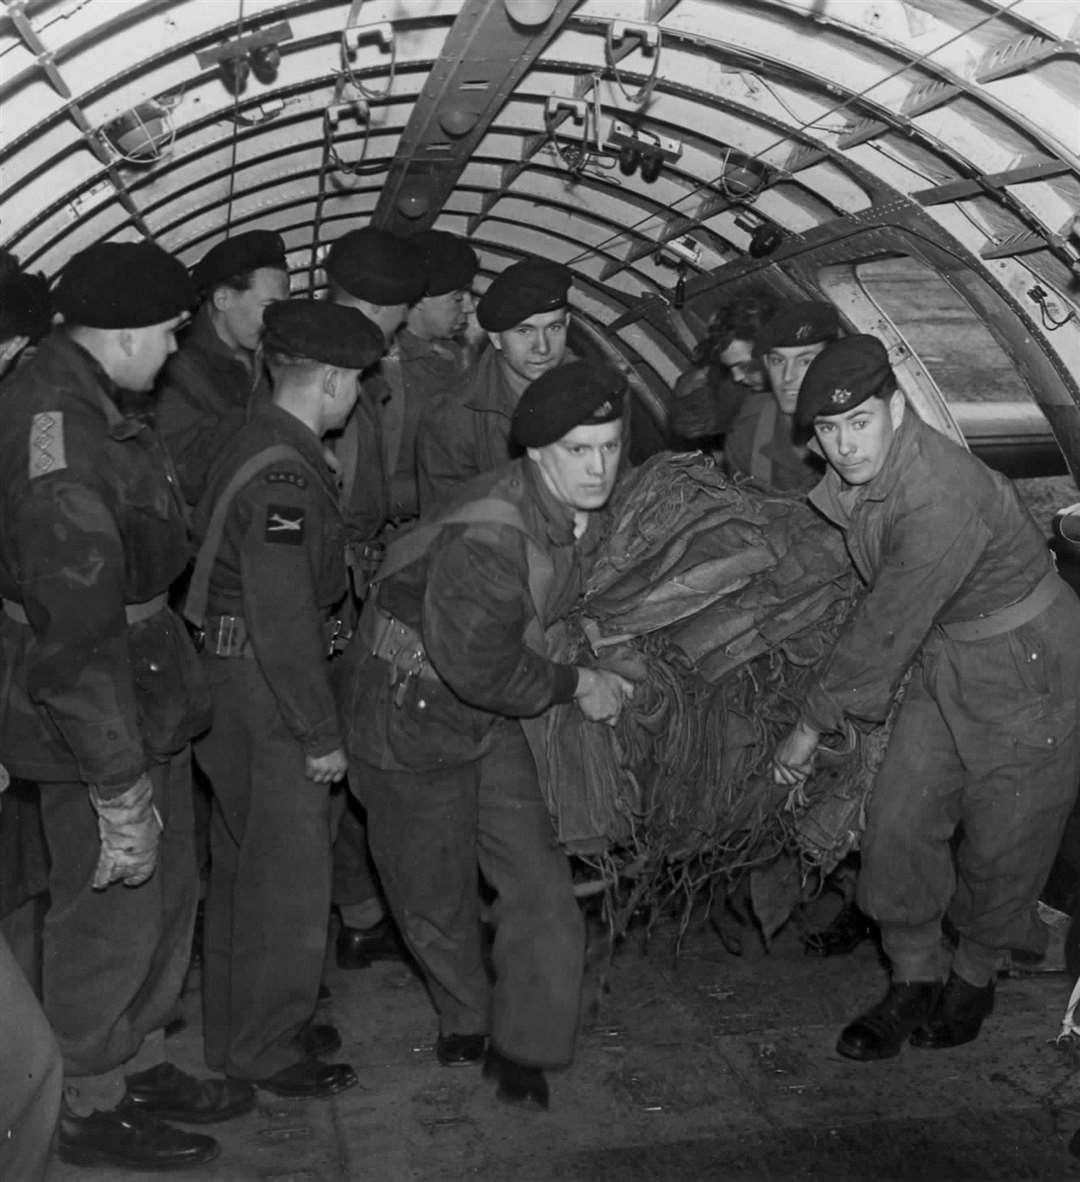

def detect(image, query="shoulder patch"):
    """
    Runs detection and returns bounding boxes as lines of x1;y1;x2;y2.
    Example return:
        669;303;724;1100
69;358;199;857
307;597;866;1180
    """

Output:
264;469;308;489
29;412;67;479
264;503;306;545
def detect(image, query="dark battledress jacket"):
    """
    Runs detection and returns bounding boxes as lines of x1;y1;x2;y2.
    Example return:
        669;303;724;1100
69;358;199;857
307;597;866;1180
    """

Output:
0;330;209;793
383;329;464;521
342;458;599;774
415;348;522;513
802;411;1063;733
156;304;272;506
193;402;349;757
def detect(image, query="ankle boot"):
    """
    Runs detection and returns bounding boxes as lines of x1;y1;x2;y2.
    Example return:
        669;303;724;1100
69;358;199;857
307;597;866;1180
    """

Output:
909;972;994;1049
804;903;875;957
836;980;942;1061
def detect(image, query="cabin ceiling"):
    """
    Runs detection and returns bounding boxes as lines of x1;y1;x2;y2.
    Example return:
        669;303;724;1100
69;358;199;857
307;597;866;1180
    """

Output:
2;0;1079;405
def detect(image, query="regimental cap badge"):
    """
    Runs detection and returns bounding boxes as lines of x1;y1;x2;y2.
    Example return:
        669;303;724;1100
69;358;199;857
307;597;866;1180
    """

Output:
829;387;853;406
593;400;613;418
795;322;813;341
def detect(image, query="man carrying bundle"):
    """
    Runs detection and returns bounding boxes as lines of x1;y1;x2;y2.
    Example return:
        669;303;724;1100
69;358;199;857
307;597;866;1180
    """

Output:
341;360;635;1110
772;335;1080;1060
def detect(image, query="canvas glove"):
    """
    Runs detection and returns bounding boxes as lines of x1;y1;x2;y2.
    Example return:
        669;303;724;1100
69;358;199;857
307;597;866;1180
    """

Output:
89;772;162;890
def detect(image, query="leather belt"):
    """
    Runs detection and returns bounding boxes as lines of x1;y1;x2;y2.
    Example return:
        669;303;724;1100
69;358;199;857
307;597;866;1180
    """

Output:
3;593;168;627
196;613;349;659
939;570;1063;642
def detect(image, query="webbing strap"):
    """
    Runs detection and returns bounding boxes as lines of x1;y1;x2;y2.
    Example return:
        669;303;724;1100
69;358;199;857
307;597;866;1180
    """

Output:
184;444;311;628
374;497;556;623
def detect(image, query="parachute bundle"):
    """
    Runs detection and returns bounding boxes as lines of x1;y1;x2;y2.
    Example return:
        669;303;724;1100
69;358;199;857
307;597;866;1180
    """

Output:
525;453;889;939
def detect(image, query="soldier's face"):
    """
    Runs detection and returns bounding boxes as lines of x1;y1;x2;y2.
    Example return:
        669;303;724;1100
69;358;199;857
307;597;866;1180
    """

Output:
411;288;472;340
719;338;766;391
124;315;184;391
491;308;569;384
813;391;905;485
217;267;290;353
764;341;828;414
529;420;623;512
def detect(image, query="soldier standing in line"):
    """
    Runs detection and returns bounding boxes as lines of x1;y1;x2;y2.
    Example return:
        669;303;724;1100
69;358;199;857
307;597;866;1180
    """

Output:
157;230;290;506
340;360;635;1110
0;241;252;1172
189;300;383;1098
416;255;573;508
387;229;479;523
724;299;839;491
324;227;428;971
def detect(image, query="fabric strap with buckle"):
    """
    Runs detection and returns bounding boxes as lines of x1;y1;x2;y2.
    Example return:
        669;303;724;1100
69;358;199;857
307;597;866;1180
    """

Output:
3;593;167;627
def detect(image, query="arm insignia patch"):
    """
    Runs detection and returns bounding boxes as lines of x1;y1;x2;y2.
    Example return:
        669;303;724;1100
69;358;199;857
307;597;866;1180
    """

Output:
264;503;306;545
29;412;67;479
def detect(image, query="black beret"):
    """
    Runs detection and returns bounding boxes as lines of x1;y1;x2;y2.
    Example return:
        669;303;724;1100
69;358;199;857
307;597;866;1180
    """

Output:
413;230;478;297
191;230;287;296
0;268;52;343
325;228;427;306
262;299;384;370
512;360;626;448
753;300;840;356
795;335;895;428
476;258;572;332
55;241;195;329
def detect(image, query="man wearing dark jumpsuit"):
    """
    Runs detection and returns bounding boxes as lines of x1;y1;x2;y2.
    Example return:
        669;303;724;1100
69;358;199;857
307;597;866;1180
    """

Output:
772;335;1080;1059
341;360;635;1108
156;230;289;506
416;256;573;509
0;242;252;1171
191;301;382;1097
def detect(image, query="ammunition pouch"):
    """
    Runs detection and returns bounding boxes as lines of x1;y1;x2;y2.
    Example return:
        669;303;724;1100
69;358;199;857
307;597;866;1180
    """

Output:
370;606;439;706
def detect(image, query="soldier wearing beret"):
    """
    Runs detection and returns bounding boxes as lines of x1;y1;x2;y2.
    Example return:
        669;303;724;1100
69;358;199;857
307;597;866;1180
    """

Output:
713;299;840;491
388;230;479;522
157;230;289;505
0;241;246;1171
416;255;573;509
338;359;634;1111
670;290;777;447
0;252;62;1182
324;227;428;971
771;335;1080;1061
187;300;383;1099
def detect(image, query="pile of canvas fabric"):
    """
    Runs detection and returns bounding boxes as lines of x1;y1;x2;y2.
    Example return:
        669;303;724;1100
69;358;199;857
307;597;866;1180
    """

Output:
524;451;892;939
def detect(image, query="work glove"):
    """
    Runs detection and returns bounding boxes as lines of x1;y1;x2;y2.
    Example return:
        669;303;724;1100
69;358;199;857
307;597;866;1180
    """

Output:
88;772;162;890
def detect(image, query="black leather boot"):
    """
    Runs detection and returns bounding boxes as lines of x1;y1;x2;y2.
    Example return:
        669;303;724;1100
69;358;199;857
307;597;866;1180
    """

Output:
804;902;875;957
909;972;994;1049
836;980;942;1061
59;1099;220;1169
483;1047;549;1110
336;916;406;969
